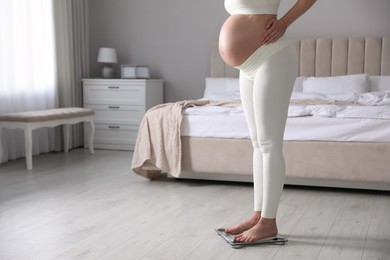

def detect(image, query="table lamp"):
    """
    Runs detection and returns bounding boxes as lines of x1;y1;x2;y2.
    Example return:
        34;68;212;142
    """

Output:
97;47;118;78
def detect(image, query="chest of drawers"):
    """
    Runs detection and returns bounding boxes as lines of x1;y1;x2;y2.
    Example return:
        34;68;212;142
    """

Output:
82;79;163;150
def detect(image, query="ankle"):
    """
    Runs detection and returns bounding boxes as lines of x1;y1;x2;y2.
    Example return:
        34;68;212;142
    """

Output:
249;211;261;223
253;211;262;219
259;217;278;232
259;217;276;224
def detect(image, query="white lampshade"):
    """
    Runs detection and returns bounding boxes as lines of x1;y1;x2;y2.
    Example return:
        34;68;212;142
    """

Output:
97;47;118;63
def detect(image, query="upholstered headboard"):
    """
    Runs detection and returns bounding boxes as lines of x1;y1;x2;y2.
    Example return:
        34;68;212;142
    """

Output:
211;37;390;77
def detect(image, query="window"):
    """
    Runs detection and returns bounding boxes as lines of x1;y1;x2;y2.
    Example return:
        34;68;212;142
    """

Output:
0;0;56;96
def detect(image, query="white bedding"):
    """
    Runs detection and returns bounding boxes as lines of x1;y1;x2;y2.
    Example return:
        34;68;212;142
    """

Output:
181;91;390;142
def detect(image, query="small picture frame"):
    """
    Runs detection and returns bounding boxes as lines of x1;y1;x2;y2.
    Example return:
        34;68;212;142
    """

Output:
121;64;136;79
121;64;150;79
135;66;150;79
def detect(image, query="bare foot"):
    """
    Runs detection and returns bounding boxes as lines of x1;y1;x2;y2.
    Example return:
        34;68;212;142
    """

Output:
234;217;278;243
224;211;261;234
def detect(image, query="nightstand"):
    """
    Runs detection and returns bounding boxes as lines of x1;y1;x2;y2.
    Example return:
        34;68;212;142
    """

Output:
82;79;163;150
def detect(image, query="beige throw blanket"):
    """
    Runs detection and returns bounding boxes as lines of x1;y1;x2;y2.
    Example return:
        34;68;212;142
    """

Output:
131;100;241;179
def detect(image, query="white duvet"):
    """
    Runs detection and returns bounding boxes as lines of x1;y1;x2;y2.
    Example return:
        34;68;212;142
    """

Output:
288;91;390;119
181;91;390;142
185;92;390;119
288;104;390;119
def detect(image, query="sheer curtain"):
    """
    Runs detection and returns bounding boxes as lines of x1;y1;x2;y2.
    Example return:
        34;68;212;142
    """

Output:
0;0;90;164
54;0;90;149
0;0;58;163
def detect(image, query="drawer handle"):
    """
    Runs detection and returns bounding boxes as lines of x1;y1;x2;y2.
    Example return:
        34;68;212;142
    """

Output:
108;125;120;129
108;86;120;89
108;106;120;109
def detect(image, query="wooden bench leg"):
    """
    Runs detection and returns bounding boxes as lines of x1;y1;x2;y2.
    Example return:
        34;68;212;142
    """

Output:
63;124;70;153
86;120;95;154
24;126;33;170
0;127;3;166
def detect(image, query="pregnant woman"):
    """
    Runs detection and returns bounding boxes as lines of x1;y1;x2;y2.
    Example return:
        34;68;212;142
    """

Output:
219;0;316;243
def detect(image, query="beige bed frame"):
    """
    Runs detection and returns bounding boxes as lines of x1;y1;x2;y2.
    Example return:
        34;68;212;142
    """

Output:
177;37;390;191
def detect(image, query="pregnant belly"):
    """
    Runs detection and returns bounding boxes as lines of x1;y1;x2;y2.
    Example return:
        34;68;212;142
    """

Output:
219;15;276;67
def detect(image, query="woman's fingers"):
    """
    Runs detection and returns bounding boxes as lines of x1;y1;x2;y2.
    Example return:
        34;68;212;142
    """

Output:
265;18;276;29
261;19;286;44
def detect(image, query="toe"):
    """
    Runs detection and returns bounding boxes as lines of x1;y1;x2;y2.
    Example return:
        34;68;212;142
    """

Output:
240;235;249;243
235;235;245;242
225;227;237;235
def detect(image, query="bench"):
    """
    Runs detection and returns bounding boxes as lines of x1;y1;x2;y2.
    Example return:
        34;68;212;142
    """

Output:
0;107;95;170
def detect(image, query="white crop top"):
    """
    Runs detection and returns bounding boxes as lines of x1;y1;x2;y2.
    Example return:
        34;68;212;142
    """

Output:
225;0;280;15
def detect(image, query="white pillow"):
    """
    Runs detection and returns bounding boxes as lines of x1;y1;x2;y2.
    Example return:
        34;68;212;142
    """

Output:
302;74;369;94
292;76;304;92
203;77;240;100
369;75;390;91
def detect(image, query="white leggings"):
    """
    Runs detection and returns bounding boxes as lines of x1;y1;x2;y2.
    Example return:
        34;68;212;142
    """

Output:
239;45;297;218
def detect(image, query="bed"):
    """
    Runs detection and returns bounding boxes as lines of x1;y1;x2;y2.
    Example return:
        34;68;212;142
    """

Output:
132;37;390;191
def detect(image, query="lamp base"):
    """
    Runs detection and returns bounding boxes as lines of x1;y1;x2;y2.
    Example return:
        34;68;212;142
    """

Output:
101;65;114;78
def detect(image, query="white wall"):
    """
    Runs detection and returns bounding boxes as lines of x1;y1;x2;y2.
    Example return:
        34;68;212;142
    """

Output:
89;0;390;102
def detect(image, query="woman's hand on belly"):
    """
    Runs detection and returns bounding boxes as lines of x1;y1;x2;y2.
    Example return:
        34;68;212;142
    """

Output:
261;18;287;45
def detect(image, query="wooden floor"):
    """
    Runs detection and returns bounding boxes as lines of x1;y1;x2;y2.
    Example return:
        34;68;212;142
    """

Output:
0;149;389;260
